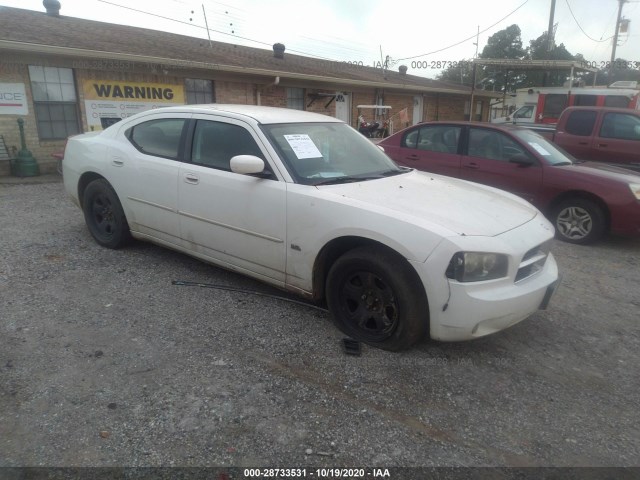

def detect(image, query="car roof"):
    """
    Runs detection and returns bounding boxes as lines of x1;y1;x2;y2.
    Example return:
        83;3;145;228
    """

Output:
405;121;534;132
138;104;344;125
561;106;640;115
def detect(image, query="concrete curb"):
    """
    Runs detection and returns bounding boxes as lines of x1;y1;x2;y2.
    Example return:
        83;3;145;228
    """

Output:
0;174;63;185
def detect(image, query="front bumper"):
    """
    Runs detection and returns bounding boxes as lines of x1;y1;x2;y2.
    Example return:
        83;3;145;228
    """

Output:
412;215;560;341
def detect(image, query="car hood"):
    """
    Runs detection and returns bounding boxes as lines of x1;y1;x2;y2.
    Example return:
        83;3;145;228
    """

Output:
318;170;539;237
565;161;640;181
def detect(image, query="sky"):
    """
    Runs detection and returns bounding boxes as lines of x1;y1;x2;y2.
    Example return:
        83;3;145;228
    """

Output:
2;0;640;79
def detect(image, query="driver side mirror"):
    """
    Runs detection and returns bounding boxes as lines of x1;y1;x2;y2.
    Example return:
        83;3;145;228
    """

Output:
509;154;534;166
230;155;267;175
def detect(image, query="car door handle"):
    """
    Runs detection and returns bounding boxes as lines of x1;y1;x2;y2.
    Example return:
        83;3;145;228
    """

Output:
405;154;419;160
184;173;199;185
597;143;608;148
111;157;124;167
464;162;479;169
578;142;588;145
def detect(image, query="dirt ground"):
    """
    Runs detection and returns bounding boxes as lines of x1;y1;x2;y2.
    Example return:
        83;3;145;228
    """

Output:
1;179;639;470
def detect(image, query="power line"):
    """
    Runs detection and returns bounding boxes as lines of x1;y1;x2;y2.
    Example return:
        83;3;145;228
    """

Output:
96;0;339;61
565;0;614;42
395;0;529;61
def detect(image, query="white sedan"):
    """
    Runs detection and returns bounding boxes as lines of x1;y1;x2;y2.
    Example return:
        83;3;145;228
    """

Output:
63;105;559;351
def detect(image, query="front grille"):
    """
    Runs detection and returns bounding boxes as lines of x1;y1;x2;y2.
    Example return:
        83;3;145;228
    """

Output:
515;241;551;283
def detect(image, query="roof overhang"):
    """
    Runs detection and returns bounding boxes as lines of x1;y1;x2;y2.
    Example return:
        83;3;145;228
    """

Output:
472;59;599;73
0;39;498;97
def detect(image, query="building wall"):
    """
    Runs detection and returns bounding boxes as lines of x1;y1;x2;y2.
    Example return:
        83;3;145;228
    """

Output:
1;52;482;176
0;57;63;175
216;80;255;105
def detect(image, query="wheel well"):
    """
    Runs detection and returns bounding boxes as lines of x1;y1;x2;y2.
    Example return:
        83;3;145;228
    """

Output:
546;191;611;231
77;172;106;208
311;237;420;302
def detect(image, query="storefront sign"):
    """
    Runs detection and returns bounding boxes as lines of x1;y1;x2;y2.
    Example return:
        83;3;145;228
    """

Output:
82;80;184;130
0;83;28;115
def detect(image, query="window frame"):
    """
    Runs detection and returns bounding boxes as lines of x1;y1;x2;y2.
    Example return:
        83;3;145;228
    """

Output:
185;78;215;105
603;95;632;108
28;65;81;140
466;127;537;164
564;110;597;136
286;87;305;110
401;124;462;154
599;112;640;141
185;118;276;178
125;118;189;161
542;94;568;118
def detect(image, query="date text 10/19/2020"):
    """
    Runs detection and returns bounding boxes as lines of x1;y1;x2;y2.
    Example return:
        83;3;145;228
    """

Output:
243;468;391;478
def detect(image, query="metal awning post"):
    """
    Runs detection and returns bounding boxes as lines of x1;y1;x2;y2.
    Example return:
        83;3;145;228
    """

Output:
469;62;477;122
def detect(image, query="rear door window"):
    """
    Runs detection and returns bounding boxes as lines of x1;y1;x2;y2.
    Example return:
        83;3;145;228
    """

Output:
565;111;597;136
414;125;462;154
128;119;187;160
599;113;640;140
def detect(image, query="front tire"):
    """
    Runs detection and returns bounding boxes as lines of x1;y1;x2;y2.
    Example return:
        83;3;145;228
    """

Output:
326;246;428;351
551;197;606;245
82;179;131;249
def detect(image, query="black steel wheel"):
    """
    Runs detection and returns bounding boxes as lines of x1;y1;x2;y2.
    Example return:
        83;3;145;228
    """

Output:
552;197;606;245
326;246;428;351
82;179;131;249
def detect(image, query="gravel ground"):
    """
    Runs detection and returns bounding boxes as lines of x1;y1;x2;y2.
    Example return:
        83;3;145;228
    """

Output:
1;179;639;469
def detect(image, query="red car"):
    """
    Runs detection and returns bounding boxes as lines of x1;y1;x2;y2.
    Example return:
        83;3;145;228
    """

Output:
379;122;640;244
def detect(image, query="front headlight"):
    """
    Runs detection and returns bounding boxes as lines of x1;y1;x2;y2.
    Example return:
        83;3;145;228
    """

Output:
629;184;640;201
446;252;509;282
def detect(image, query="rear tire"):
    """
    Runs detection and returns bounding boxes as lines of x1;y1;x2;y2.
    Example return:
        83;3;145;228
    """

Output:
551;197;606;245
326;246;428;351
82;179;131;249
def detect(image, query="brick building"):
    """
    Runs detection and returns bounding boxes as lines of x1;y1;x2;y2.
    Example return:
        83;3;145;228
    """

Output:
0;3;497;175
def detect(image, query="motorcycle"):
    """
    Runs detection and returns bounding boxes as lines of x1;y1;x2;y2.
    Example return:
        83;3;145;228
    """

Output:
358;115;380;138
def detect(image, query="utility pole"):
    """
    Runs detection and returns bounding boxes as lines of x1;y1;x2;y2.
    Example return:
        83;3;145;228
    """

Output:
543;0;556;87
473;25;480;58
547;0;556;51
610;0;627;79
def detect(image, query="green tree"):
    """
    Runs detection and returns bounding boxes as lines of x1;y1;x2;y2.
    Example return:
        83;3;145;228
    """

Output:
476;24;527;92
480;24;526;59
437;59;475;86
437;24;526;90
524;32;575;87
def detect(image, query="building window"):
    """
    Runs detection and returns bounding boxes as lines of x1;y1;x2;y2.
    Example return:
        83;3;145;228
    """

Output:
287;88;305;110
543;94;568;118
475;100;483;121
28;66;80;140
604;95;631;108
185;78;214;104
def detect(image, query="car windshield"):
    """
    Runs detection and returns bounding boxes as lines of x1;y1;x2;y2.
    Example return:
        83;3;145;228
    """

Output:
260;122;405;185
512;129;575;166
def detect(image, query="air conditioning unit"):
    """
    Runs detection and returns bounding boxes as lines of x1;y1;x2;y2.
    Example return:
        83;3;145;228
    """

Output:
608;81;638;89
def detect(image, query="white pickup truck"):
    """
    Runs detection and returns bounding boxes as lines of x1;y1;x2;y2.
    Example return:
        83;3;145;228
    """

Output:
492;104;537;124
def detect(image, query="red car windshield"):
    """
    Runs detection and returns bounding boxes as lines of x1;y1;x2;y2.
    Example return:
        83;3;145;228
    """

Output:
512;129;574;166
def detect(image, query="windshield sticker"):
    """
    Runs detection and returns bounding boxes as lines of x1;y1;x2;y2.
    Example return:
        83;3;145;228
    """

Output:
528;142;551;156
284;134;323;159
